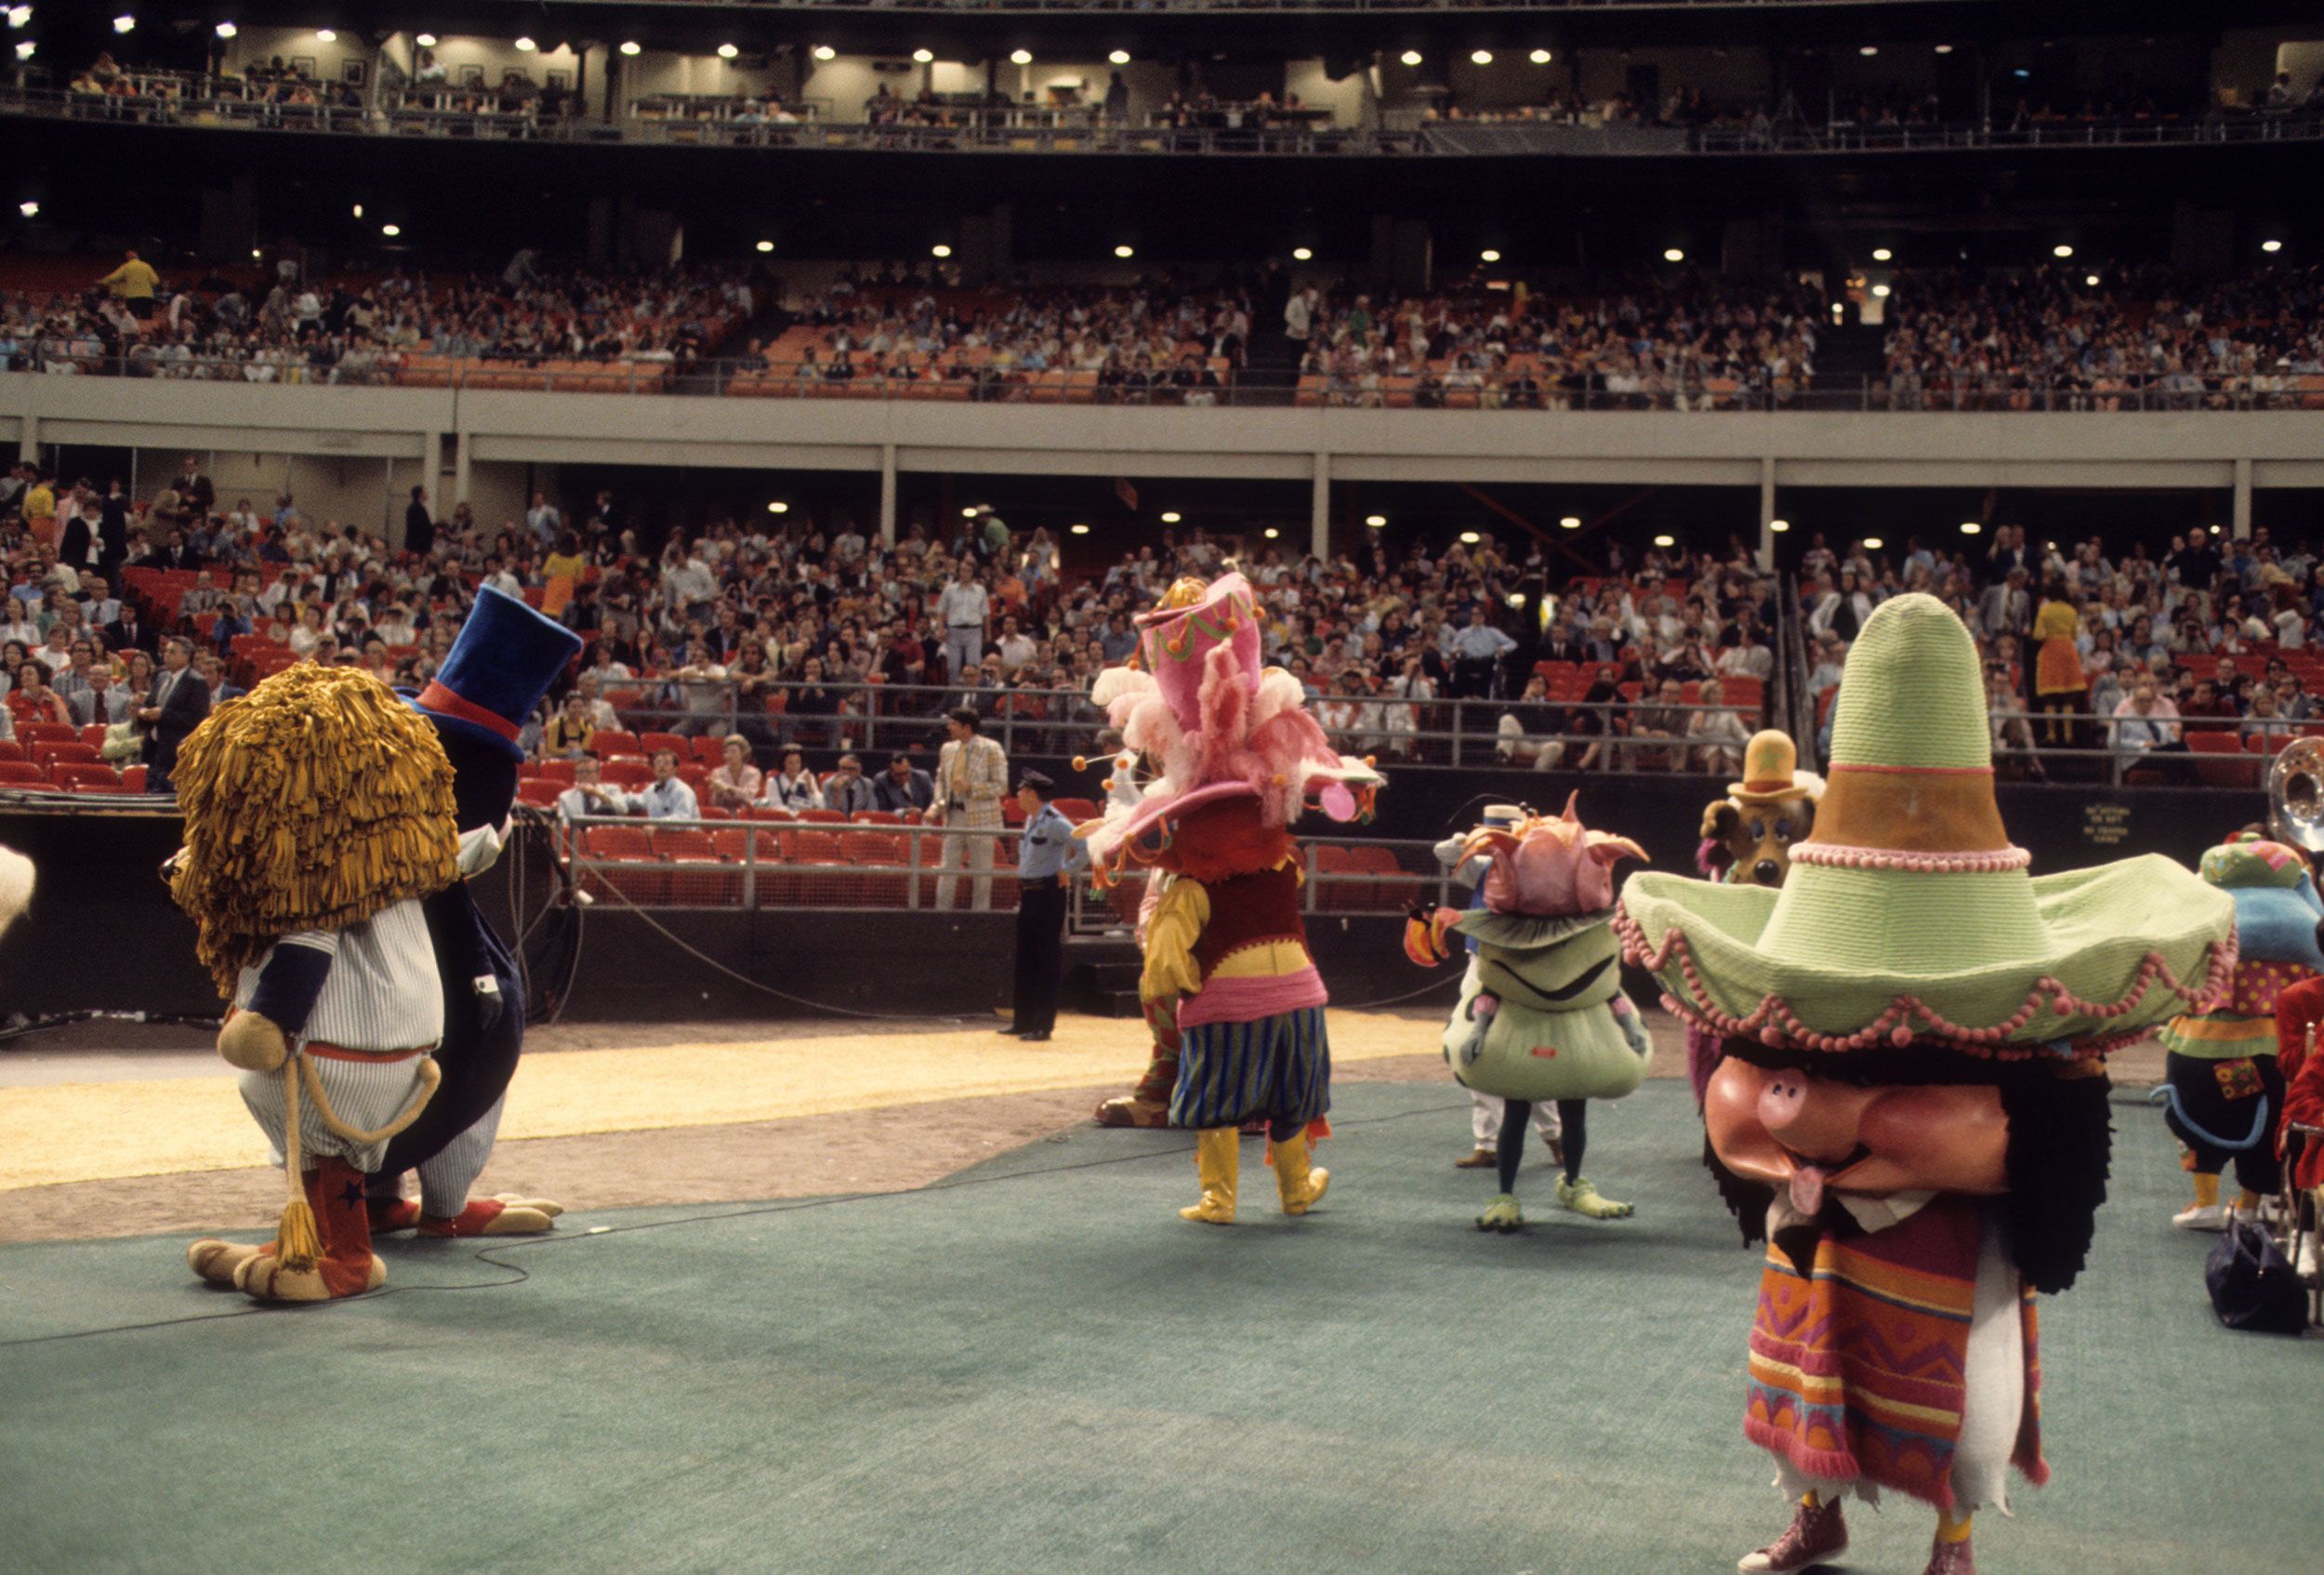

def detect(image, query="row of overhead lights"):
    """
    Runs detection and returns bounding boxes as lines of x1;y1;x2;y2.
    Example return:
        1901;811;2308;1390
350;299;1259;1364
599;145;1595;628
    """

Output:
1477;247;1684;263
1393;49;1556;67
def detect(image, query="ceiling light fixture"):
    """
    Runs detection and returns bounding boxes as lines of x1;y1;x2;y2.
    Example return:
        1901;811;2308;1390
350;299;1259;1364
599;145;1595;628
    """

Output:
1459;531;1482;545
1010;48;1032;66
215;21;236;40
11;37;29;57
1291;246;1313;261
1769;518;1790;534
1471;50;1493;66
755;240;773;253
1109;50;1130;66
1960;521;1982;536
813;46;836;62
315;29;336;44
1069;523;1089;536
1934;44;1955;55
1871;284;1892;298
1262;527;1280;540
1114;245;1134;258
1160;511;1182;523
1479;248;1500;263
515;36;537;53
1399;50;1422;67
415;33;435;47
2083;272;2100;286
931;243;952;258
1559;515;1581;530
351;202;363;218
1862;536;1886;550
619;41;640;58
1871;246;1893;261
17;200;35;218
716;43;738;60
4;6;29;27
381;223;402;237
1859;46;1878;57
912;48;933;64
2263;238;2284;254
1530;48;1552;65
1652;535;1675;549
112;15;134;35
2053;244;2073;258
1364;514;1387;527
767;502;788;514
1663;247;1684;263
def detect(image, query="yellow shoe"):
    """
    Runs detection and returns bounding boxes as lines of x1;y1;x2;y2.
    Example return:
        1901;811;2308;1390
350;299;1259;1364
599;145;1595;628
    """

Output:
1274;1132;1329;1217
1179;1127;1238;1224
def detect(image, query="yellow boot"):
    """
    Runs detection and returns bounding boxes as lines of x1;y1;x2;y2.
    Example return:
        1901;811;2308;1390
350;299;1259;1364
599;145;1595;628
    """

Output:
1274;1132;1329;1217
1180;1127;1238;1224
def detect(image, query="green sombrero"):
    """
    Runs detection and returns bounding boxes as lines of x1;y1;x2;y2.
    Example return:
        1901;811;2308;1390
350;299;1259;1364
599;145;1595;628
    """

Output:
1615;593;2237;1059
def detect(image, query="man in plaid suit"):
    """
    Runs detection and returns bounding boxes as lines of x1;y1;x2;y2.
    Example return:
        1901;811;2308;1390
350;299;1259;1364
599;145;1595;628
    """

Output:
931;706;1009;911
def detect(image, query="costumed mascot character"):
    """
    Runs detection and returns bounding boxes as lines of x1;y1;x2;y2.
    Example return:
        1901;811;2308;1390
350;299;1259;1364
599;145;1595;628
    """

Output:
1078;572;1380;1225
0;844;31;938
1617;593;2236;1575
180;589;579;1303
2152;834;2322;1231
1405;796;1651;1232
1431;805;1568;1175
366;589;583;1238
1689;731;1824;1107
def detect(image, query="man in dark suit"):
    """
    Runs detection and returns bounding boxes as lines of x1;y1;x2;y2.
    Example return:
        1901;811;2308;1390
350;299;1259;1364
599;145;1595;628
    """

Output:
139;637;211;797
872;751;934;814
107;602;157;656
404;485;436;560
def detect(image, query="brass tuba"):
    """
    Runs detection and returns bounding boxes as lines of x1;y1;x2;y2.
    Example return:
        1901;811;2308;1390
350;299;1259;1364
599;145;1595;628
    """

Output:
2265;735;2324;854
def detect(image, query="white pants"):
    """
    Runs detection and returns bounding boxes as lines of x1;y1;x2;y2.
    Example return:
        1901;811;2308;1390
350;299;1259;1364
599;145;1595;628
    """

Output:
241;1052;431;1173
367;1092;505;1218
1471;1089;1563;1146
933;811;999;911
942;628;983;682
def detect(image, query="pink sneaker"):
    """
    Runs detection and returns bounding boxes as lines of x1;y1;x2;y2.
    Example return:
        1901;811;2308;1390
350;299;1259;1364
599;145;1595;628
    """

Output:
1921;1535;1977;1575
1737;1497;1847;1573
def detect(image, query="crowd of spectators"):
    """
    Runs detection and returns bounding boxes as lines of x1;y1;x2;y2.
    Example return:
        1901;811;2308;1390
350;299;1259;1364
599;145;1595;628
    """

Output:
1797;521;2324;781
0;252;753;383
0;444;1786;802
1880;263;2324;411
1291;275;1825;410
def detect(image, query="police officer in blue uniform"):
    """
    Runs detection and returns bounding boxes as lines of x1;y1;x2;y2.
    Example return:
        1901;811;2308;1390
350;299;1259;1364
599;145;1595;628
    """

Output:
1000;770;1089;1042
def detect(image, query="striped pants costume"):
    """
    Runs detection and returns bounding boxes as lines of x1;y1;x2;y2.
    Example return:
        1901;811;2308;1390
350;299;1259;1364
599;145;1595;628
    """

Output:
367;1093;507;1218
934;801;1003;912
1169;1007;1331;1133
239;1051;432;1174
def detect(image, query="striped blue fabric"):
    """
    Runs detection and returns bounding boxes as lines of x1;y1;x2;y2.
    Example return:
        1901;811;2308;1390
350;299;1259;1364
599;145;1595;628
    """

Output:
1169;1007;1332;1131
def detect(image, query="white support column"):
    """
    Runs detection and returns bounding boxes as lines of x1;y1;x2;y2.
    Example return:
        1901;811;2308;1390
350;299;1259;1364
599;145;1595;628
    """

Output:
1758;456;1777;570
15;414;35;464
453;428;471;509
878;443;898;548
1310;450;1330;562
2233;457;2252;541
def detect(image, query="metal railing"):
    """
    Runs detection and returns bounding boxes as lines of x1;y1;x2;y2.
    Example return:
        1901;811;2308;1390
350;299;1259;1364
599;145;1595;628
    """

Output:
14;351;2322;415
1981;709;2300;788
553;811;1451;918
567;675;1771;776
7;85;2318;159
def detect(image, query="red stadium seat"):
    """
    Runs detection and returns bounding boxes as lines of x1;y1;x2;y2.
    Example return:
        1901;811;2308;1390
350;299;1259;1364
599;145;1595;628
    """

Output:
2187;732;2259;788
0;761;47;785
120;765;147;792
533;759;577;785
50;764;122;792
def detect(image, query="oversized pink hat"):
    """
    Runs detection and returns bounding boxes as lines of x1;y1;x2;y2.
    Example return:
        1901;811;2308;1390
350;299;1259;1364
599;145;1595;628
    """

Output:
1078;573;1381;871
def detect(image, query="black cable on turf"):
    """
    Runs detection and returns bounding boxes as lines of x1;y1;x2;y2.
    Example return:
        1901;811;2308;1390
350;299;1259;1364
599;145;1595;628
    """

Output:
0;1099;1472;1348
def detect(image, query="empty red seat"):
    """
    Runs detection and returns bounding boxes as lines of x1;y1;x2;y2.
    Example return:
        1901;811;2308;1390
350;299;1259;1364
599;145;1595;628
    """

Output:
121;764;147;792
0;761;48;785
51;763;122;791
32;742;100;768
532;759;577;785
601;760;654;788
595;729;645;758
20;722;77;746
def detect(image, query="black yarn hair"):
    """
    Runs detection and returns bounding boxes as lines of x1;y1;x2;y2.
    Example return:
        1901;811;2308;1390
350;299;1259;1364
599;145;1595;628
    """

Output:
1700;1036;2114;1294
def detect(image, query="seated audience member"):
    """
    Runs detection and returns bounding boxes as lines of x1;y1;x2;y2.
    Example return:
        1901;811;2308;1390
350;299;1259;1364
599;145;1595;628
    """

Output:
7;661;71;732
2110;677;2183;755
874;751;934;814
760;747;824;812
706;734;763;809
1494;673;1568;771
556;753;635;821
1686;677;1752;776
1624;677;1688;772
542;691;598;758
823;752;878;815
638;748;700;820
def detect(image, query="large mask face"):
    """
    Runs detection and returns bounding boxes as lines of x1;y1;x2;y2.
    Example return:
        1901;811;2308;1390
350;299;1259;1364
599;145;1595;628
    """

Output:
1705;797;1818;889
1705;1056;2010;1210
1461;793;1645;919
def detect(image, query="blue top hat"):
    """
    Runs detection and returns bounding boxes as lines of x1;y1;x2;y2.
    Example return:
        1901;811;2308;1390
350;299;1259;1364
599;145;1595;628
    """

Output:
410;586;583;761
